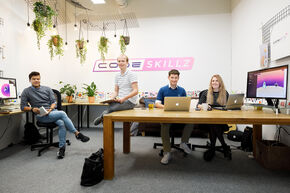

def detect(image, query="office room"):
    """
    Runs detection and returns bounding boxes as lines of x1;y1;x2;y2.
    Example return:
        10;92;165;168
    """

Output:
0;0;290;192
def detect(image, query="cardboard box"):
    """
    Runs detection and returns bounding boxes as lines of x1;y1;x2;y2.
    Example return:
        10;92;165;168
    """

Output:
256;140;290;170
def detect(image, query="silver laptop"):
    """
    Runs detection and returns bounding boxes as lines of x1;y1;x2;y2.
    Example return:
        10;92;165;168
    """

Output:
214;94;244;110
164;97;191;111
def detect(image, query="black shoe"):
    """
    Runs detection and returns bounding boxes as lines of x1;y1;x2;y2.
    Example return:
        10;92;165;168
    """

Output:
93;117;103;126
223;146;232;160
57;146;65;159
203;148;215;161
76;133;90;142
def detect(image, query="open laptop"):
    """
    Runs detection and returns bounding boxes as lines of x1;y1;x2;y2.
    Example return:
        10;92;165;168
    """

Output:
213;94;244;110
164;97;191;111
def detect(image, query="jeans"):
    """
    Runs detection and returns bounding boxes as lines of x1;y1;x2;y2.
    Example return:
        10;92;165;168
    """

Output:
36;110;77;148
99;100;136;119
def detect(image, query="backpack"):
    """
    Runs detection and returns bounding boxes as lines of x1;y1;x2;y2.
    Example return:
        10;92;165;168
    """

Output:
241;126;253;152
227;130;243;142
24;122;41;145
80;148;104;186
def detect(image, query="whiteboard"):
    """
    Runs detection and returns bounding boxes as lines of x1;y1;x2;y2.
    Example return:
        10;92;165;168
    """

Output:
270;16;290;61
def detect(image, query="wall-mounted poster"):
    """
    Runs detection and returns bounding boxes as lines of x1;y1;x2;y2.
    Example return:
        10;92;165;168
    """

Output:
259;43;269;67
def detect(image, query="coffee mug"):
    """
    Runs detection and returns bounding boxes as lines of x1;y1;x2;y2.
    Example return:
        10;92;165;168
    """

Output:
202;103;208;111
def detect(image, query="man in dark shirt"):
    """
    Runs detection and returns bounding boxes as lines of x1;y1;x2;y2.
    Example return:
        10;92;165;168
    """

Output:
21;71;90;159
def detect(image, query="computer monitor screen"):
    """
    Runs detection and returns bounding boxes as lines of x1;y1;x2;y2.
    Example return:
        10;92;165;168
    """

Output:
247;65;288;99
0;77;17;99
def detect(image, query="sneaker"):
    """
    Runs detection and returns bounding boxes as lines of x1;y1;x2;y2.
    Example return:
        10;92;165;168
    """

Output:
57;146;65;159
180;142;192;154
76;133;90;142
93;117;103;126
160;152;171;165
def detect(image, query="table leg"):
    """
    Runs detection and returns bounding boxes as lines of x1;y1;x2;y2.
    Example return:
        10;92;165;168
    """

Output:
252;124;262;158
123;122;130;154
77;105;80;131
103;116;114;180
87;105;89;128
81;105;83;128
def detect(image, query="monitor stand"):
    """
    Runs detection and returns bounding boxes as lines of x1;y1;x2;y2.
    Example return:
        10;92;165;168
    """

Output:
266;98;280;112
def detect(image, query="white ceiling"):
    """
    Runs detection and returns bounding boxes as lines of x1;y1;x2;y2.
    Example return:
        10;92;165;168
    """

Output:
27;0;231;31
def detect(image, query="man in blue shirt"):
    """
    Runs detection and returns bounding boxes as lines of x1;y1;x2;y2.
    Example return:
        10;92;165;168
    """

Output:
21;71;90;159
155;69;193;165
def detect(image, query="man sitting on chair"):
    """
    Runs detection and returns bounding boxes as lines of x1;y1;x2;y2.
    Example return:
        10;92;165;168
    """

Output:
155;69;193;165
20;71;90;159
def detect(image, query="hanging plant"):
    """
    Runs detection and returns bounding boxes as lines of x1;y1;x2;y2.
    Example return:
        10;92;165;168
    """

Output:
32;19;45;49
32;1;56;49
76;39;87;64
119;36;126;54
98;36;109;61
47;35;64;60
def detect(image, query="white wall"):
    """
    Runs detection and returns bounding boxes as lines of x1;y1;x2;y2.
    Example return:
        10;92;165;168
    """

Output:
0;0;231;149
231;0;290;144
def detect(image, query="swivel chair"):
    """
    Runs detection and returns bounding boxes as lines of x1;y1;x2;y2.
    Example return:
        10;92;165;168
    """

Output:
31;89;71;156
191;90;232;160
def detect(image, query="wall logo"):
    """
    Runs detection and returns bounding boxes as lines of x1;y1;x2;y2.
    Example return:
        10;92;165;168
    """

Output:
93;57;194;72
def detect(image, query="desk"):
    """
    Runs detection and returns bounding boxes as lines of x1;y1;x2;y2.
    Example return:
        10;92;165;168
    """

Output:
103;108;290;180
0;109;24;116
62;102;108;130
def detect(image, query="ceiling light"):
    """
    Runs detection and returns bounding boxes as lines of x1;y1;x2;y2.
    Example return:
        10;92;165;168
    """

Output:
91;0;105;4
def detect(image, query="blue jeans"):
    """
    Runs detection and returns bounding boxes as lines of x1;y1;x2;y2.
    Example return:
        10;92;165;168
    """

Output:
36;110;77;148
99;100;136;119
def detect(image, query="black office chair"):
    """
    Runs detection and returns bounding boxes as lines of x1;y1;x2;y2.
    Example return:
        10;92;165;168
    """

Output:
191;90;232;160
31;89;71;156
153;124;191;157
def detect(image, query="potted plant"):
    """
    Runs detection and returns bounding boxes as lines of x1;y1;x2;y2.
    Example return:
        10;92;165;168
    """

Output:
98;36;109;61
32;1;56;49
83;82;97;103
47;35;64;60
59;81;77;103
76;39;87;64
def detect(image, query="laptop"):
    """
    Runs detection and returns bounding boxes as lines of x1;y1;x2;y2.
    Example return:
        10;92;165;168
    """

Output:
164;97;191;111
213;94;244;110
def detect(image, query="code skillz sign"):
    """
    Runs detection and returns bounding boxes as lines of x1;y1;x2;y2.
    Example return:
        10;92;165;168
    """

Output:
93;57;194;72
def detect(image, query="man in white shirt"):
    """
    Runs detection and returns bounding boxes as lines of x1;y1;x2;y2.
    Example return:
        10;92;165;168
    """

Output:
94;55;138;126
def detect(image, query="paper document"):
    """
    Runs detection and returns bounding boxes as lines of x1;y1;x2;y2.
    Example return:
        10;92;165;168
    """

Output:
39;106;48;117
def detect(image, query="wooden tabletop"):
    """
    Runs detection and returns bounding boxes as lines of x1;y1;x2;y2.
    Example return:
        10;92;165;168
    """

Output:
105;108;290;125
0;109;24;116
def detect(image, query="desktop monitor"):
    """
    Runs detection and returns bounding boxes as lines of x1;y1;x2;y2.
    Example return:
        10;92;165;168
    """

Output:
246;65;288;103
0;77;17;100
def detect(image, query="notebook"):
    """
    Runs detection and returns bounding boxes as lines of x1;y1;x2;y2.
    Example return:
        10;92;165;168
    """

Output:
164;97;191;111
213;94;244;110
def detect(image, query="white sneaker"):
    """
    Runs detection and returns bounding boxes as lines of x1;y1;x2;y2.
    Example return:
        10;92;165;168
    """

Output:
180;142;192;154
160;152;171;165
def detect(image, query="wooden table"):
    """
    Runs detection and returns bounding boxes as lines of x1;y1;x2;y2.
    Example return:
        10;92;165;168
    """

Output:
103;108;290;180
0;109;24;117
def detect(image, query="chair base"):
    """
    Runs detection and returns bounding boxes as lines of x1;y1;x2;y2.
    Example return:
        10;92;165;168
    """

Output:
153;135;190;157
31;140;71;157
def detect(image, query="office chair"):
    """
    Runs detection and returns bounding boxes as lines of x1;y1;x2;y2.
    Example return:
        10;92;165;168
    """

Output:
153;124;191;157
31;89;71;156
191;90;232;160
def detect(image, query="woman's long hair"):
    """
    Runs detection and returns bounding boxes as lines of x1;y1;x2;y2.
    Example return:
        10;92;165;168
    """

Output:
207;74;227;106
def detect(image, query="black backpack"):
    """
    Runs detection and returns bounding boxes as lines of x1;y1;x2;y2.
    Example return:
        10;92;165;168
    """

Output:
24;122;41;145
80;148;104;186
241;126;253;152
